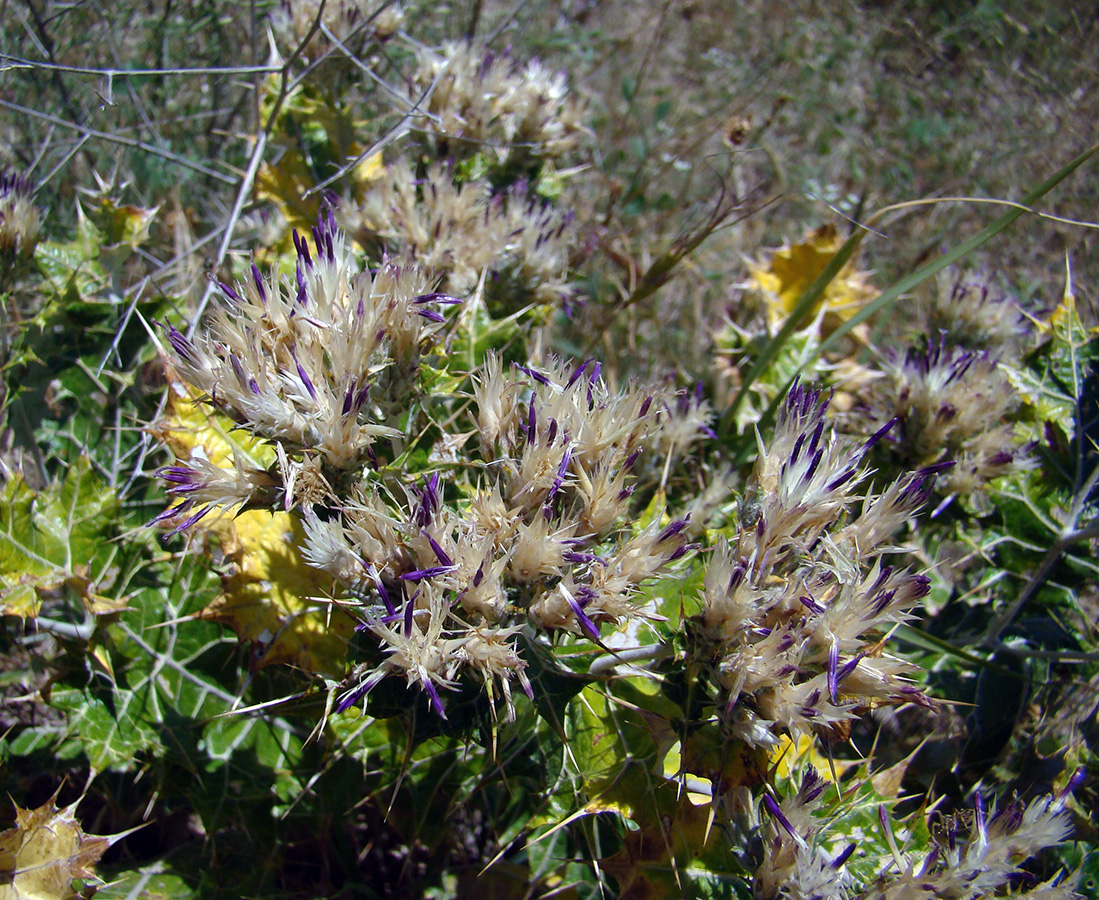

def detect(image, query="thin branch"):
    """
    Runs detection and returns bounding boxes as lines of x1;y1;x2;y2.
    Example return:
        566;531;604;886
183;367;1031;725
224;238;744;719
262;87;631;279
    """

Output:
0;54;282;77
0;98;236;184
187;0;330;330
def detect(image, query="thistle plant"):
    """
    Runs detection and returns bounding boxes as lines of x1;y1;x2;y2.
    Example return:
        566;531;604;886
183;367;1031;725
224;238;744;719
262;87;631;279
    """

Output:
156;208;700;724
141;23;1094;887
880;338;1030;509
910;271;1028;354
152;215;1088;894
3;9;1095;898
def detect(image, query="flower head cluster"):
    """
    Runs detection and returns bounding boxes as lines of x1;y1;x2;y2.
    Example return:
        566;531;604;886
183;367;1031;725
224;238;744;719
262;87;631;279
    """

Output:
271;0;403;61
693;382;942;744
408;40;586;167
881;790;1081;900
157;210;458;529
306;354;700;719
754;766;1083;900
871;336;1030;510
156;215;711;720
0;171;40;270
343;158;575;310
754;768;853;900
649;381;716;463
914;271;1028;355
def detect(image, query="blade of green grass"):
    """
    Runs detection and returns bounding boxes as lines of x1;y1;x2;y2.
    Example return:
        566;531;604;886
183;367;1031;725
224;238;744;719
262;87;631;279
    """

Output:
893;624;1023;680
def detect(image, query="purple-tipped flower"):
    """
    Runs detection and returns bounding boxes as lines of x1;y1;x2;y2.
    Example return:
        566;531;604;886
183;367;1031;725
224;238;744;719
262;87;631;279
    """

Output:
764;794;798;840
827;642;839;703
426;533;454;568
412;292;462;306
312;206;338;263
586;361;601;402
165;503;215;536
157;465;206;495
414;473;441;528
0;169;40;262
293;229;313;267
290;347;318;401
400;565;455;583
415;307;446;324
799;595;824;615
250;262;267;303
165;323;201;367
861;417;896;453
560;584;601;641
549;443;572;500
1061;765;1087;799
217;280;242;303
657;518;689;543
421;677;447;719
516;364;552;386
366;567;396;616
877;804;892;841
798;768;826;804
836;652;865;686
403;590;417;636
831;843;856;869
566;358;595;390
295;264;308;306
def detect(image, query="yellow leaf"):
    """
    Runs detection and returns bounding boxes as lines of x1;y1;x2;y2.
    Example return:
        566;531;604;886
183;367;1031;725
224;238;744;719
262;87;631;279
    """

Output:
0;582;41;619
771;732;853;781
256;155;325;237
0;796;120;900
150;377;275;470
154;379;353;678
351;149;384;187
201;509;354;678
256;148;384;242
103;202;158;249
749;223;878;327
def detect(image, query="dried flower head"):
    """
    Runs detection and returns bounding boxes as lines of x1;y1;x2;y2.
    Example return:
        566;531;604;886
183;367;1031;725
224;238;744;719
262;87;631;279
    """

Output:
692;382;941;743
754;769;1083;900
408;41;586;167
156;209;459;529
914;270;1028;355
871;337;1030;510
649;381;716;463
324;355;696;712
858;790;1082;900
271;0;403;60
755;768;851;900
0;170;40;272
343;159;575;310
